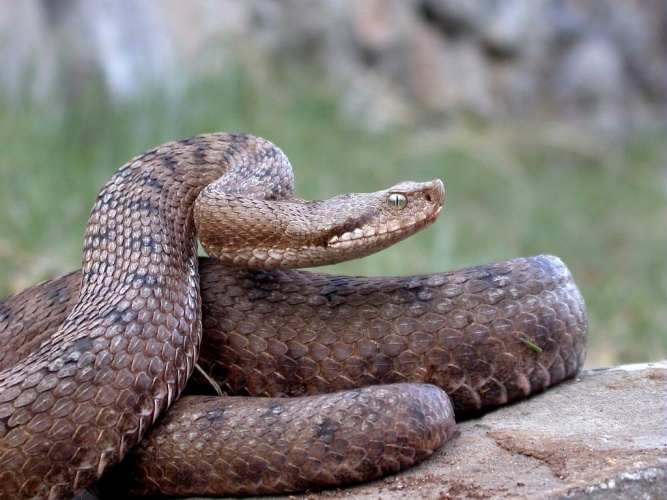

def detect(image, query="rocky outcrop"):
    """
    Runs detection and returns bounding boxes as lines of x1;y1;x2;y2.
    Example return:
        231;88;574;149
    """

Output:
1;0;664;139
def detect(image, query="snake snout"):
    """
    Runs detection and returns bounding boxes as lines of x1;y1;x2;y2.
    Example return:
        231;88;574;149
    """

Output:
430;179;445;205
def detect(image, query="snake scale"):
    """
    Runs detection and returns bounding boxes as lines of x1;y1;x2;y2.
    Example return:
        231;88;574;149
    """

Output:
0;133;588;498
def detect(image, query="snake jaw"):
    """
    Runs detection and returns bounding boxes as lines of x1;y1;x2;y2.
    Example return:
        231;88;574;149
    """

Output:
326;208;439;250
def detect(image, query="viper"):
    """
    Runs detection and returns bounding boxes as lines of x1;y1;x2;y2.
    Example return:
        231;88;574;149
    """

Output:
0;133;587;498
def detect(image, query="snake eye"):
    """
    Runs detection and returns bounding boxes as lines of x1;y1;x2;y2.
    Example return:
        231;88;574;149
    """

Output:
387;192;408;210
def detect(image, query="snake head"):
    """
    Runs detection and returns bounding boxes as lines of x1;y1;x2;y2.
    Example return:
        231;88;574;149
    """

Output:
324;179;445;255
197;178;444;269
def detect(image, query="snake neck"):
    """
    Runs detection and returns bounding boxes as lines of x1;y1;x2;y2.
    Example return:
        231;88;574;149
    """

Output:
78;133;291;303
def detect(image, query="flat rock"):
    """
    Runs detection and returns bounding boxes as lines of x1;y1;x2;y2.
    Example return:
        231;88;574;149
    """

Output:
238;361;667;500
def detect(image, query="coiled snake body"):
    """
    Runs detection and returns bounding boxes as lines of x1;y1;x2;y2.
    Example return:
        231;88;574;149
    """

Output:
0;134;587;498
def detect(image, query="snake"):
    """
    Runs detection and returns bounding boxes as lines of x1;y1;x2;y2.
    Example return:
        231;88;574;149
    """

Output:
0;133;588;498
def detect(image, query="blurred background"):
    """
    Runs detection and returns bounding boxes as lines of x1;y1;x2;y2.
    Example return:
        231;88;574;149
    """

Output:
0;0;665;367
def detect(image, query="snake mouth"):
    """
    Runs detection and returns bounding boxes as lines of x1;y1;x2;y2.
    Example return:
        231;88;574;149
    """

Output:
327;203;443;250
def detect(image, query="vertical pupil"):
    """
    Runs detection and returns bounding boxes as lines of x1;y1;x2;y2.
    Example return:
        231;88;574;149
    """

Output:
389;193;406;209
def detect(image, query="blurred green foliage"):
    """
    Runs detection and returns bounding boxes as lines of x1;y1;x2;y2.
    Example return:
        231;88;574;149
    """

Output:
0;65;665;367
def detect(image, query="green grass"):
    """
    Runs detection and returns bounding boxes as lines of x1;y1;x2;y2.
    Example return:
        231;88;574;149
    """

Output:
1;67;665;367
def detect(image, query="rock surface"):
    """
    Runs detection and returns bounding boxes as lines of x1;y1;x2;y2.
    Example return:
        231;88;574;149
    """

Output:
224;361;667;500
2;0;665;138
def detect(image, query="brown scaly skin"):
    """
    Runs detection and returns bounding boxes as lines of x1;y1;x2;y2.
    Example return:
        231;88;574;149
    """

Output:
99;384;455;497
0;133;449;498
191;255;587;413
2;255;587;497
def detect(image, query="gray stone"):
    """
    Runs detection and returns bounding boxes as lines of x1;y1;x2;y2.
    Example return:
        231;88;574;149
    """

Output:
3;0;665;139
554;36;627;139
